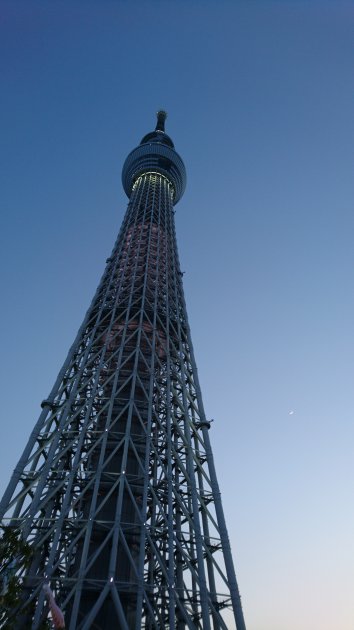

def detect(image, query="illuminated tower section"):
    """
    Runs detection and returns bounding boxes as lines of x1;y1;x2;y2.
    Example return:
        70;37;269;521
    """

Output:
0;112;246;630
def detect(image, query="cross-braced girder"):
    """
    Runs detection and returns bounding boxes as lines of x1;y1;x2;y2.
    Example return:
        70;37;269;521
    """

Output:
1;123;246;630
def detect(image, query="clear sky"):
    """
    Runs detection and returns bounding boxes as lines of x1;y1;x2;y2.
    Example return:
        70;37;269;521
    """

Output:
1;1;354;629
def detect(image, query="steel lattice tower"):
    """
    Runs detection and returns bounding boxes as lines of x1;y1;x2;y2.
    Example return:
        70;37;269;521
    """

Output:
0;112;246;630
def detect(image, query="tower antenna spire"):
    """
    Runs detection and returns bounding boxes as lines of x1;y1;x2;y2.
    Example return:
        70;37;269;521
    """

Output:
155;109;167;132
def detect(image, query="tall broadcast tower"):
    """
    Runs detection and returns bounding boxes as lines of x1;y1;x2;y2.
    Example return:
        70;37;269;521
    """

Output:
0;113;246;630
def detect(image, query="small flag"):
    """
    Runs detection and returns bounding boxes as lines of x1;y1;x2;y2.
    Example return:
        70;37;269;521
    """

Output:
42;583;65;629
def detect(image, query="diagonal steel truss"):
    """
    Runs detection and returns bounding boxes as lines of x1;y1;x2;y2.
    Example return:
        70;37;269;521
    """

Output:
0;117;246;630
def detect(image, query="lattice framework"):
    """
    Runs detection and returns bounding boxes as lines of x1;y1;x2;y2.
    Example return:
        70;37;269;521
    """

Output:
0;115;246;630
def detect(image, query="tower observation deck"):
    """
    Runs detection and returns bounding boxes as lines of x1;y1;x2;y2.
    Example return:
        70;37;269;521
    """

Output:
0;112;246;630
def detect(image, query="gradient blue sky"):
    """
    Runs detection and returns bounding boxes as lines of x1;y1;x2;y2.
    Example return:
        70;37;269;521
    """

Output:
1;2;354;629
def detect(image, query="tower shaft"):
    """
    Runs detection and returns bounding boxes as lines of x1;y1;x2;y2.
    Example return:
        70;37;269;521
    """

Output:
0;116;246;630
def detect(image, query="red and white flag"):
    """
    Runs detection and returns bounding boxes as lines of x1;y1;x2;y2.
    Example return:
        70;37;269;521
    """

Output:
42;583;65;629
